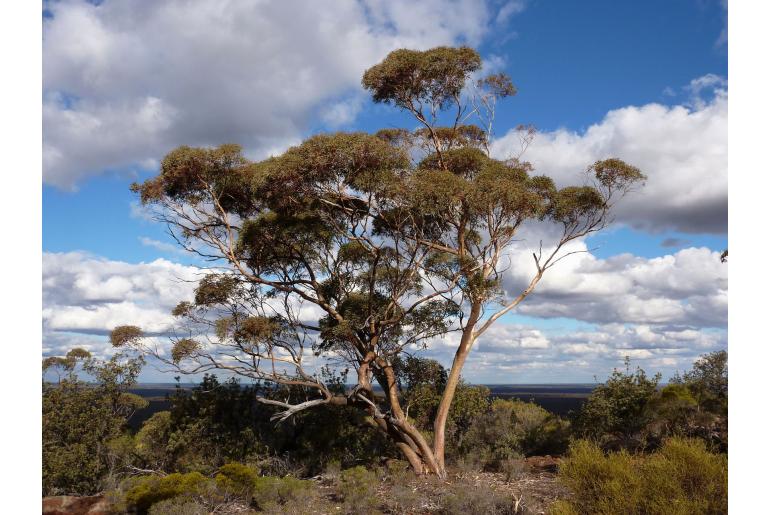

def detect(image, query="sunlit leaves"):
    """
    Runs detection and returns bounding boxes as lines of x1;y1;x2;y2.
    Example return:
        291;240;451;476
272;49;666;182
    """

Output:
194;275;240;307
171;338;201;364
110;325;144;347
362;46;482;111
590;158;646;191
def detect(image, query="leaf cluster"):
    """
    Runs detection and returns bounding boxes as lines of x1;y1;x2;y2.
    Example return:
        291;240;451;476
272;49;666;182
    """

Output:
362;46;482;110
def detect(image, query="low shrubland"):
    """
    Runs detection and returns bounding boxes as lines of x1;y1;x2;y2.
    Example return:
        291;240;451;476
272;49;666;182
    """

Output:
551;437;727;515
42;349;727;512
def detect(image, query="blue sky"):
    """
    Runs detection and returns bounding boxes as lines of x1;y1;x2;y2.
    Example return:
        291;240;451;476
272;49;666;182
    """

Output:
42;0;728;383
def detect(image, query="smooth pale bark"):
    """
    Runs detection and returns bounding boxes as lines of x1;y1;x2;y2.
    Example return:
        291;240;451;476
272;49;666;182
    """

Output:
432;302;482;476
373;357;443;476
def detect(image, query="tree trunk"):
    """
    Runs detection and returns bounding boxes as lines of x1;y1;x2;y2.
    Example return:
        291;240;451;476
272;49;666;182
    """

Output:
431;301;482;477
386;417;442;476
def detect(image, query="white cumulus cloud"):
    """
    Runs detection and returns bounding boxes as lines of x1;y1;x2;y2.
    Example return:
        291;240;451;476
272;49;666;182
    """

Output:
43;0;521;189
491;79;727;234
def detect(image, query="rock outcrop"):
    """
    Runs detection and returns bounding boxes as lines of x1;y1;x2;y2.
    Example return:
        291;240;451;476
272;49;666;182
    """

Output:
42;495;110;515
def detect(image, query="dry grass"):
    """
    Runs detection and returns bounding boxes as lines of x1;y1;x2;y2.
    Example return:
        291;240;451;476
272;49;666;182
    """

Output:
305;462;568;514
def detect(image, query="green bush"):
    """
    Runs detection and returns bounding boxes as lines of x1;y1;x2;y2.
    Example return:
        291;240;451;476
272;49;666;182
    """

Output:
573;353;728;453
259;485;332;515
252;476;311;508
639;438;728;514
440;481;518;514
670;350;727;415
122;472;211;514
133;411;174;471
337;465;381;514
42;350;147;496
214;462;260;499
554;437;727;515
146;497;210;515
553;440;642;514
573;359;660;451
456;398;569;470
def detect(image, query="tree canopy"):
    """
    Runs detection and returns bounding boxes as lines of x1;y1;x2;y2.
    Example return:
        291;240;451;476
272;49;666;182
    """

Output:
118;46;644;477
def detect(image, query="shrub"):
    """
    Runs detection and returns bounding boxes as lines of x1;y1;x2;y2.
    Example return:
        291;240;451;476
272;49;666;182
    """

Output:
147;498;210;515
440;481;518;514
555;437;727;515
259;485;332;515
574;353;729;453
386;482;422;513
500;457;528;482
394;357;490;443
215;462;260;499
572;359;660;451
670;350;727;415
384;459;411;480
161;375;268;474
337;465;381;514
639;438;727;514
554;440;642;514
456;398;569;470
42;350;146;496
122;472;211;514
134;411;174;471
252;476;311;509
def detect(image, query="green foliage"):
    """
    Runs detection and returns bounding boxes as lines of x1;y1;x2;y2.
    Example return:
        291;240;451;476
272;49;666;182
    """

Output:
193;274;240;306
42;348;92;381
252;476;311;509
170;338;200;364
574;353;728;452
110;325;144;347
393;355;448;392
458;399;570;469
590;158;646;190
42;350;146;496
573;359;661;450
215;463;259;498
554;437;727;515
337;466;380;514
146;497;210;515
151;375;269;474
671;350;727;415
439;481;519;514
134;411;174;471
131;143;254;215
122;472;210;514
119;467;312;514
124;45;645;476
393;356;490;441
447;382;492;437
362;46;482;110
133;374;394;477
551;186;605;225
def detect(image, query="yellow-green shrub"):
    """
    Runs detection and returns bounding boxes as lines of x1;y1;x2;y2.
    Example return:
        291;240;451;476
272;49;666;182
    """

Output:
252;476;311;508
639;438;727;514
553;437;727;515
214;462;259;498
123;472;210;514
337;465;380;514
554;440;642;514
147;497;209;515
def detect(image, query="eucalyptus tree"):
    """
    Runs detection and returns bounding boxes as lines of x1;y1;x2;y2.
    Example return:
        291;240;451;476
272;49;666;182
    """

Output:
115;46;644;477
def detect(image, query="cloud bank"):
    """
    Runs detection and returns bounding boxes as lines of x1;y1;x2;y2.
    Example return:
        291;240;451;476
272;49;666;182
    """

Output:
491;82;727;234
43;246;726;382
43;0;518;188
